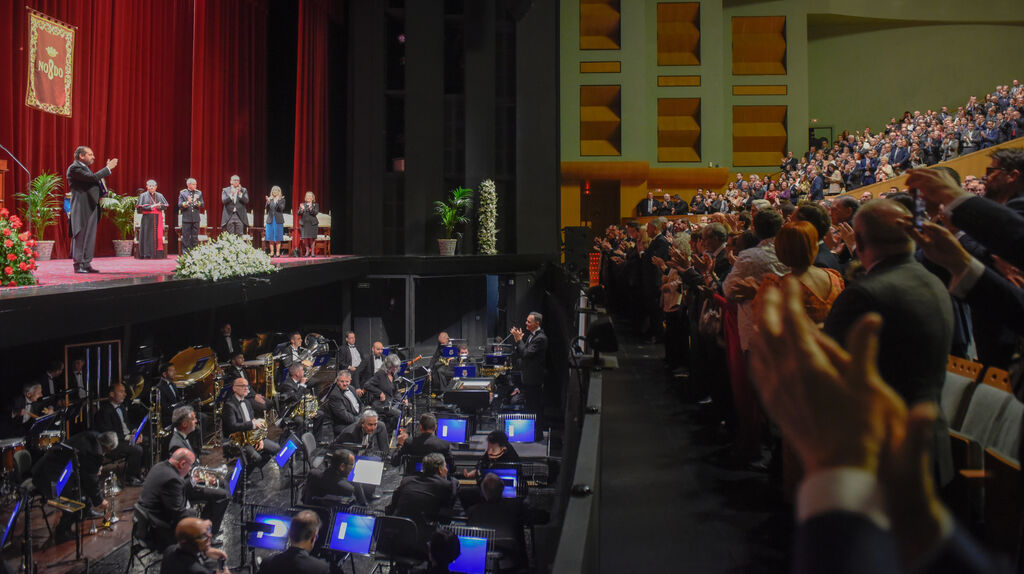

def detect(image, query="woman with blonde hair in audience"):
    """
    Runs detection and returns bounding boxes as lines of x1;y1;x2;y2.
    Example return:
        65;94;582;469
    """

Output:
755;220;844;326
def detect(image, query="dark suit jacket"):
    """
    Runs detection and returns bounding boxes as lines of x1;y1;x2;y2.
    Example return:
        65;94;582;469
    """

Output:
220;186;249;226
795;511;1009;574
334;420;390;453
323;385;361;432
302;467;357;505
813;241;842;271
364;370;397;403
823;253;954;484
156;378;182;425
177;190;204;223
391;432;454;470
297;202;319;238
212;335;241;362
276;343;306;370
950;196;1024;269
264;197;286;224
514;328;548;388
221;364;247;386
95;400;134;443
138;460;192;531
389;474;458;531
276;378;312;406
336;345;366;386
161;545;216;574
66;160;111;232
221;396;265;436
359;353;386;384
636;198;658;216
168;429;193;455
257;547;329;574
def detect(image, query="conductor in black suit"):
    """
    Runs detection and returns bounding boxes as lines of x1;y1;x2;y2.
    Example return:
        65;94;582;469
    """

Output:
67;146;117;273
94;383;145;485
222;377;279;471
823;199;955;486
323;371;361;438
391;413;454;470
177;178;205;254
511;311;549;426
257;510;329;574
220;175;248;236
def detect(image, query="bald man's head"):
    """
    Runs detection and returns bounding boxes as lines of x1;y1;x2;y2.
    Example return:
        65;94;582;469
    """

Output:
175;517;212;553
853;199;914;267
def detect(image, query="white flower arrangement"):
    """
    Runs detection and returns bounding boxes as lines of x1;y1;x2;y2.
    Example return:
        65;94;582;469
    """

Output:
477;179;498;255
175;233;278;281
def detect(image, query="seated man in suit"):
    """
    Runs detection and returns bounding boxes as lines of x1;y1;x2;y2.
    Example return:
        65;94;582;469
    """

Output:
138;449;198;550
466;474;529;569
167;406;229;540
94;382;146;485
9;382;52;437
387;453;458;553
359;341;387;384
323;371;361;439
220;352;248;388
303;448;366;506
333;409;389;454
275;332;306;371
160;517;229;574
34;431;117;543
391;413;454;471
363;354;406;433
256;510;329;574
221;377;280;473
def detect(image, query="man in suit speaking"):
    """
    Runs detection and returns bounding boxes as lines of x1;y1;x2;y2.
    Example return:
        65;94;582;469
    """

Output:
511;311;549;429
67;146;118;273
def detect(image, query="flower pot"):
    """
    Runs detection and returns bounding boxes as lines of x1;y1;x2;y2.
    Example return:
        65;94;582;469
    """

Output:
34;240;55;261
112;239;134;257
437;238;457;256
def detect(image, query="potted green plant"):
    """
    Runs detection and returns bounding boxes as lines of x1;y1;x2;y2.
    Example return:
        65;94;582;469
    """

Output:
100;190;138;257
14;172;62;260
433;186;473;255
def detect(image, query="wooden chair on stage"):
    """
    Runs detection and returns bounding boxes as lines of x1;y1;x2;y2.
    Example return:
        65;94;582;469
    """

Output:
281;213;294;256
314;212;331;255
133;213;169;255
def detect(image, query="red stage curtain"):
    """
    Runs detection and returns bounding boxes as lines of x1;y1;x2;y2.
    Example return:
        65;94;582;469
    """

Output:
290;0;332;251
190;0;269;232
0;0;193;258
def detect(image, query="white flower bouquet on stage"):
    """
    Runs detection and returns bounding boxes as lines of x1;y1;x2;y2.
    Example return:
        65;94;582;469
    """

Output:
477;179;498;255
175;233;277;281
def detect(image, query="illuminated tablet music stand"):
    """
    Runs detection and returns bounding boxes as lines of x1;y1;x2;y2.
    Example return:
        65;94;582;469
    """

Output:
274;433;301;506
323;510;377;574
44;449;88;572
443;526;494;574
499;414;537;443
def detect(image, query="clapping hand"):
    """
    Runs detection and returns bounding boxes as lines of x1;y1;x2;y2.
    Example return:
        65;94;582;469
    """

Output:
106;158;118;170
510;326;524;342
692;252;713;275
731;276;760;301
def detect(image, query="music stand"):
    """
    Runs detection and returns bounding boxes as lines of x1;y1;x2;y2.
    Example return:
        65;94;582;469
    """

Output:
43;446;88;572
443;525;494;574
25;414;57;446
323;509;376;574
274;433;301;506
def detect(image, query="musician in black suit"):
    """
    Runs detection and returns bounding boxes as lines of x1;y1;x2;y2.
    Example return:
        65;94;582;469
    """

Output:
277;363;313;406
426;332;452;394
823;200;955;486
177;178;205;254
302;448;364;506
323;371;361;437
67;146;117;273
211;323;240;362
155;363;182;427
222;377;279;471
336;331;367;389
333;410;389;454
358;341;386;384
510;312;549;426
220;175;248;236
37;360;63;398
364;354;405;432
138;449;197;550
9;382;52;437
257;510;329;574
94;383;145;484
160;517;229;574
34;431;117;543
391;413;454;471
387;453;458;552
276;332;306;371
165;406;229;540
220;352;248;388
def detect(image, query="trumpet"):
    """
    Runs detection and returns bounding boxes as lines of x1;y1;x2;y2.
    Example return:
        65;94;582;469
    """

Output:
229;426;268;448
190;464;230;488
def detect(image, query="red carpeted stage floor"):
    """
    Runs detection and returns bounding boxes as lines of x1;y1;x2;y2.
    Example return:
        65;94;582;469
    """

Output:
4;255;351;292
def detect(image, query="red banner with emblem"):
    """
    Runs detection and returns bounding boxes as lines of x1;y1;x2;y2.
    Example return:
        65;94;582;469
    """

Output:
25;8;76;117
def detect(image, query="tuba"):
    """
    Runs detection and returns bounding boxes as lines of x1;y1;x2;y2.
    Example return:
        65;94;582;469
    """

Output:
229;426;268;448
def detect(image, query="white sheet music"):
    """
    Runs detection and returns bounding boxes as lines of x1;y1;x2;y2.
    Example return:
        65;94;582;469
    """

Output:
352;459;384;486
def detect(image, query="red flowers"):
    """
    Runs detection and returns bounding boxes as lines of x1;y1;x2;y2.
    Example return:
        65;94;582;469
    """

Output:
18;232;29;241
17;262;27;271
8;216;21;229
6;253;16;261
2;267;11;275
3;240;11;248
0;208;8;217
2;229;10;237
